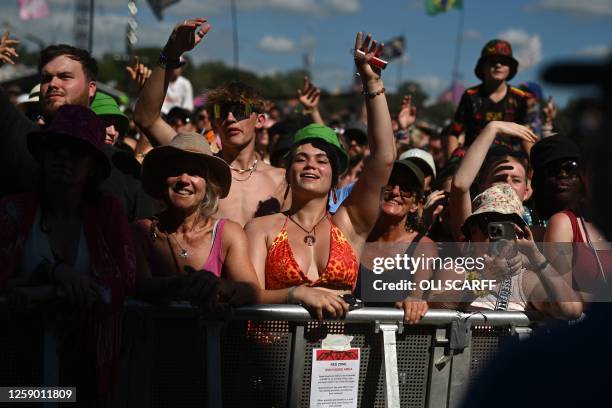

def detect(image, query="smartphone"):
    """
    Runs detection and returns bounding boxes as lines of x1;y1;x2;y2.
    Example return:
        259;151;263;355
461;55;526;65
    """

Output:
488;221;518;257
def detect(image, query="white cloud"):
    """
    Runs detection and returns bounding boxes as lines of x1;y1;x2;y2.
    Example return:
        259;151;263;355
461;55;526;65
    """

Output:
463;29;481;41
324;0;360;13
577;44;612;58
258;35;296;53
498;28;542;70
532;0;612;17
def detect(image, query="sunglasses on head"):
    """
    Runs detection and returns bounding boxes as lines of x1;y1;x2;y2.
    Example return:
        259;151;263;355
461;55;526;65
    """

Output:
545;160;579;178
213;101;253;122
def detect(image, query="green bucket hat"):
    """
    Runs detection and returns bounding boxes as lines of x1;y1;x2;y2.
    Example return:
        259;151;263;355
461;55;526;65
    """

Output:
288;123;349;173
91;92;129;137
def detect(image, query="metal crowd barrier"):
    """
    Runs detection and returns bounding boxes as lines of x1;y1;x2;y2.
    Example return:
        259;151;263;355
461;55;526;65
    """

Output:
1;302;535;408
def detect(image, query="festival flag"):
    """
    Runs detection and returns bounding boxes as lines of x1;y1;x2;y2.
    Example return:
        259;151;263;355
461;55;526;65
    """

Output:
425;0;463;16
380;36;405;61
146;0;181;21
18;0;50;21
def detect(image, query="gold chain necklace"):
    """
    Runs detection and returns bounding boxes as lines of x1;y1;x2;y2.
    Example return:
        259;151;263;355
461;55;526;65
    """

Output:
288;213;328;246
230;159;258;181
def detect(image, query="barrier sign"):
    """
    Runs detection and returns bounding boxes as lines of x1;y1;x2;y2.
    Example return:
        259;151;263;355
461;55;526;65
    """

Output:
310;348;360;408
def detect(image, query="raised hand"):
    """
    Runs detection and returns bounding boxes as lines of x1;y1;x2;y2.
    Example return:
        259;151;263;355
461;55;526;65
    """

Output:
0;31;19;65
125;56;152;90
543;96;557;125
297;76;321;110
489;121;538;144
353;32;384;85
398;95;417;130
163;17;211;60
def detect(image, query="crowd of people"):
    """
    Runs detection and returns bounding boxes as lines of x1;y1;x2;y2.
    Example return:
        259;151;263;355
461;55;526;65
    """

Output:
0;16;608;403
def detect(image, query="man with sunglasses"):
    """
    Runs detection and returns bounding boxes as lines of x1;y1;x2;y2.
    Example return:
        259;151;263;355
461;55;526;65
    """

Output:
447;39;531;158
134;18;287;226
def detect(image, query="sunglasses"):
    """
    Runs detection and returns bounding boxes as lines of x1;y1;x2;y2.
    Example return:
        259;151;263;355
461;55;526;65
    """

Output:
381;185;416;199
463;213;516;239
213;102;253;122
485;57;511;66
545;160;579;178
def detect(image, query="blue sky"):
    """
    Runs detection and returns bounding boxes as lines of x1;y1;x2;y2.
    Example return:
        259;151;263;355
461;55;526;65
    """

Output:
1;0;611;106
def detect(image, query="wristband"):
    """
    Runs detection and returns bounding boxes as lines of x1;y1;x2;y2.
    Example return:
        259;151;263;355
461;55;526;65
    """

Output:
533;259;550;273
362;87;385;99
158;51;182;69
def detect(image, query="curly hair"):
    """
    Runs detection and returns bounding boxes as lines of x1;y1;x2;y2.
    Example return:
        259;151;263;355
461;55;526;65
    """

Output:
205;81;265;120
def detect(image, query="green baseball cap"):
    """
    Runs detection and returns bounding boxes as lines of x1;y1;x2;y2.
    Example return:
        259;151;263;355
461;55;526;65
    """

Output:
91;92;129;137
289;123;349;173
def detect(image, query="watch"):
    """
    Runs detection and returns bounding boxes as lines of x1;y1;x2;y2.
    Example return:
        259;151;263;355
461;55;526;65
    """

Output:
158;51;182;69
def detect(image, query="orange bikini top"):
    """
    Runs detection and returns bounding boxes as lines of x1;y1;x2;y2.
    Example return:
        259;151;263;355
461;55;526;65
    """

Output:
265;214;358;291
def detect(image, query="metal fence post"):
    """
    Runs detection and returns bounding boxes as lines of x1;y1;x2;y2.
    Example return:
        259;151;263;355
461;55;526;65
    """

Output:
377;322;401;408
43;322;59;408
426;328;451;408
206;321;223;408
288;323;306;408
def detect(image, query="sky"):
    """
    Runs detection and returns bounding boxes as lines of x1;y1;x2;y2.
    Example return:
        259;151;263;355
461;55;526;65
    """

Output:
1;0;611;106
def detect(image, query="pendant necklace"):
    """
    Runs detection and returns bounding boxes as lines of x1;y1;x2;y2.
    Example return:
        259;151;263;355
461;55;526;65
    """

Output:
288;213;328;246
170;234;189;259
150;218;189;259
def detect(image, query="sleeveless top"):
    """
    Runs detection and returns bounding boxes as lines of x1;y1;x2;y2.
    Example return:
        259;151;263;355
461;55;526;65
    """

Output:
135;218;227;278
356;233;425;303
562;210;612;293
265;214;359;291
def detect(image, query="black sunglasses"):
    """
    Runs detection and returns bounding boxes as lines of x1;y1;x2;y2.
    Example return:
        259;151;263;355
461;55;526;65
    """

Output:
213;101;253;122
545;160;579;178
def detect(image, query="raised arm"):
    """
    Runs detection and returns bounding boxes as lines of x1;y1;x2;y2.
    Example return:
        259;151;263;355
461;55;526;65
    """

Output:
339;32;396;238
450;121;536;239
297;76;324;125
133;18;210;146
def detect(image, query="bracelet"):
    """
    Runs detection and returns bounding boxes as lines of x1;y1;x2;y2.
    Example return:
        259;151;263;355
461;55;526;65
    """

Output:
287;286;298;304
533;259;550;273
362;87;385;99
158;51;182;69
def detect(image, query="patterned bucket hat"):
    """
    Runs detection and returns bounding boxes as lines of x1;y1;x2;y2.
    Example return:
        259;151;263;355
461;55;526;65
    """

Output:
462;183;526;235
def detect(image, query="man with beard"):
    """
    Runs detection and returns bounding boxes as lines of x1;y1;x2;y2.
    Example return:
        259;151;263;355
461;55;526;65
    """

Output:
0;37;158;220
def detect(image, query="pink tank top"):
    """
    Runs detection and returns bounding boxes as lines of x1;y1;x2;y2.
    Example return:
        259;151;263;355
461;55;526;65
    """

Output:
136;218;227;278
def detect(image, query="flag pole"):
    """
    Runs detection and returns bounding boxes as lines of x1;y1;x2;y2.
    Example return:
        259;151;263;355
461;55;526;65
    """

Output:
451;2;465;88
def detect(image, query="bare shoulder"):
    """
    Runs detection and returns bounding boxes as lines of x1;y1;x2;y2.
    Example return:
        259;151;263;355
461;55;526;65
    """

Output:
258;161;286;182
546;211;574;241
245;212;286;235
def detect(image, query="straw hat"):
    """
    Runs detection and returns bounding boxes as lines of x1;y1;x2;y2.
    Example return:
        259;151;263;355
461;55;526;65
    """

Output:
141;132;231;199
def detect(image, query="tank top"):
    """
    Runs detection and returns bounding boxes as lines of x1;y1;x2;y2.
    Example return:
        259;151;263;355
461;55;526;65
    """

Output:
265;214;358;291
562;210;612;293
136;218;227;278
